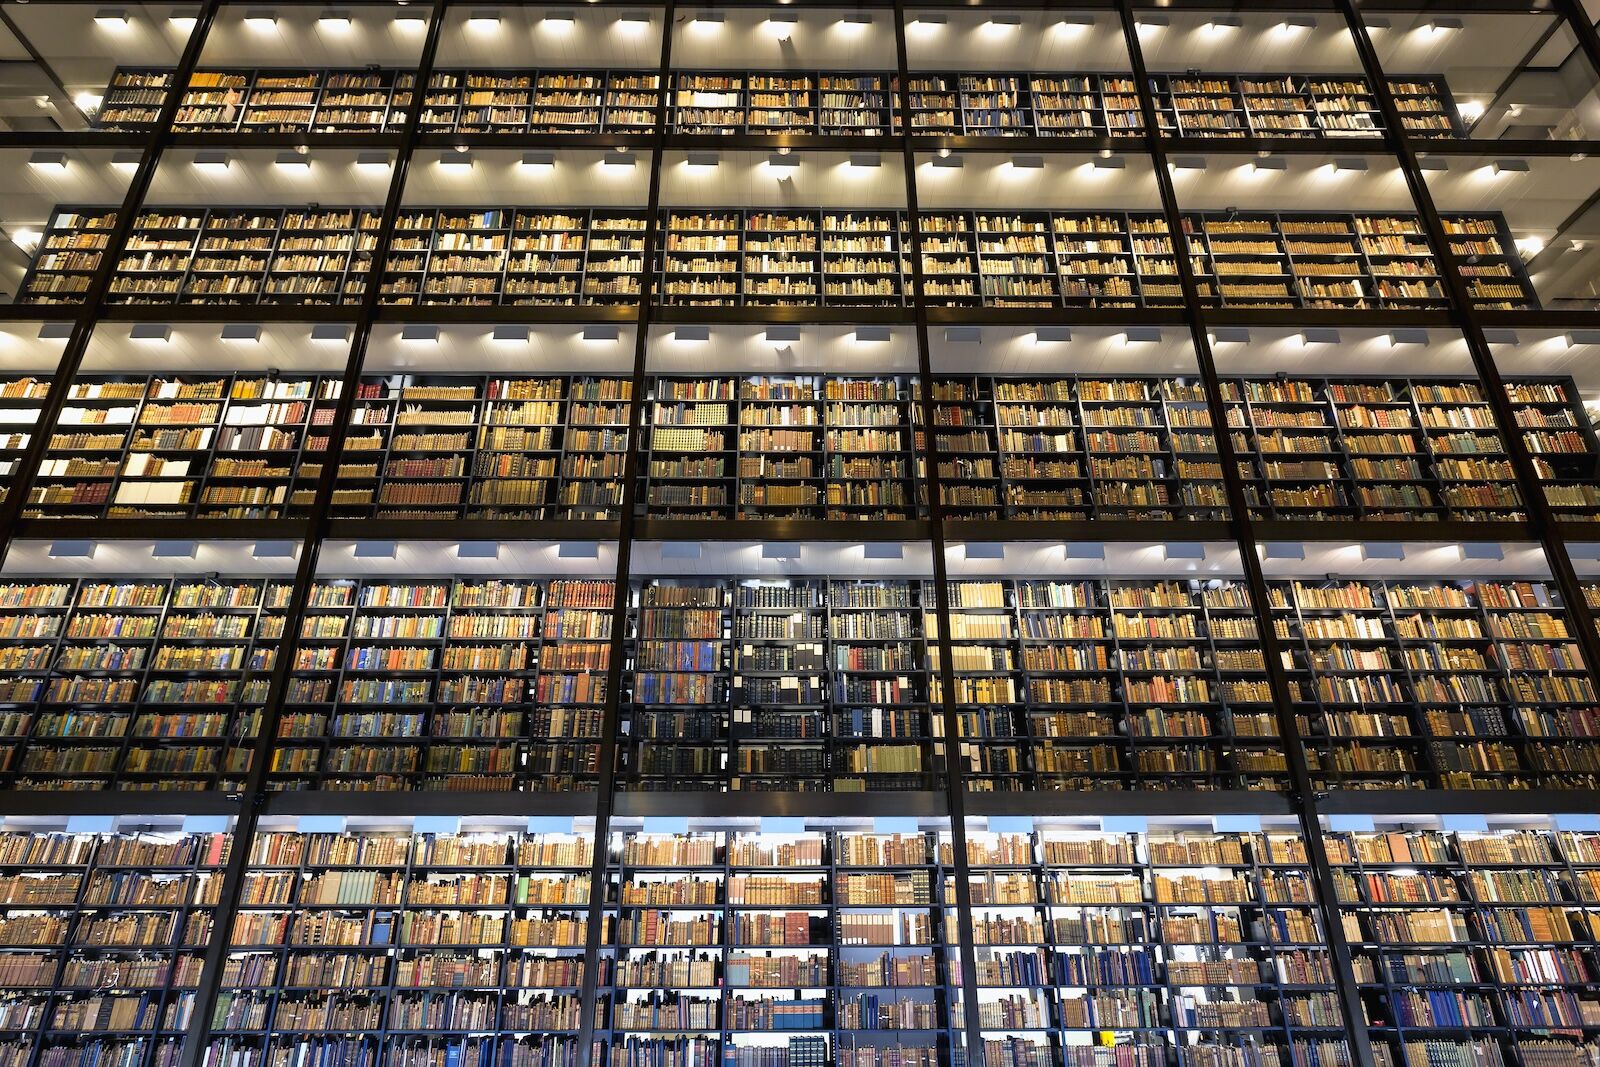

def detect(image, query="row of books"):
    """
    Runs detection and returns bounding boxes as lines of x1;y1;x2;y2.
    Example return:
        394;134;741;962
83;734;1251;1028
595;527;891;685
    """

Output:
20;206;1536;311
94;66;1461;140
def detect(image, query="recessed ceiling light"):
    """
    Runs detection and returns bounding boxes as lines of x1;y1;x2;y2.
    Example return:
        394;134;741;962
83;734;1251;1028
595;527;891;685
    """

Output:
94;9;131;30
317;10;352;31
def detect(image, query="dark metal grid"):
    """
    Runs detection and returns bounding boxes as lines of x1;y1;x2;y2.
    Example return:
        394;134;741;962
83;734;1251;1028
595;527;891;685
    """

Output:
0;7;1597;1067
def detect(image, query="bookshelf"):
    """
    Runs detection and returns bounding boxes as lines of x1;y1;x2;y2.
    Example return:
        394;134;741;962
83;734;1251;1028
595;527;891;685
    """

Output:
600;826;955;1067
0;378;51;506
335;374;632;521
90;64;1461;141
1439;216;1540;310
1325;822;1600;1067
958;825;1345;1067
938;578;1282;794
1503;380;1600;521
638;375;921;522
0;575;290;790
210;822;594;1067
19;207;1530;312
273;575;614;792
0;819;233;1067
617;577;941;792
29;373;342;522
1271;578;1600;791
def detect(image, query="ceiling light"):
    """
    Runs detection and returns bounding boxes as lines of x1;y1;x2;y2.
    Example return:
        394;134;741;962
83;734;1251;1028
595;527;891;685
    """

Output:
318;10;352;31
766;326;801;342
438;150;474;170
1169;156;1206;171
27;151;68;172
94;8;131;29
273;151;311;169
690;12;724;32
1250;156;1286;173
602;150;636;168
1279;15;1316;32
1457;99;1486;122
1428;17;1464;33
1331;157;1369;173
982;14;1020;35
1210;327;1250;344
766;153;799;169
74;92;103;114
491;325;529;343
520;151;555;170
169;14;196;31
847;154;881;169
1091;155;1125;171
394;12;426;30
931;154;963;168
1136;14;1168;32
1417;156;1448;172
582;326;620;342
618;11;651;27
1057;14;1093;32
130;323;172;343
542;10;575;28
1389;329;1428;347
401;325;439;344
221;324;261;343
243;9;278;30
1514;235;1545;255
855;326;891;343
1565;331;1600;348
192;151;231;172
764;13;797;38
11;229;40;252
354;152;391;173
1010;155;1044;170
466;10;501;32
110;151;141;171
1301;328;1341;346
1124;327;1162;345
841;13;873;30
1493;158;1530;175
908;14;945;35
675;326;710;344
685;151;720;169
1206;16;1241;33
1035;327;1071;342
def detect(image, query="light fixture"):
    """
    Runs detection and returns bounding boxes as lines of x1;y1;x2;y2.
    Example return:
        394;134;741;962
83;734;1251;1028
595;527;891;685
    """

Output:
1566;330;1600;348
1009;155;1044;170
394;11;426;30
311;323;351;343
401;325;439;344
1417;156;1448;172
855;326;891;343
764;12;797;38
27;151;67;172
317;9;352;31
1135;14;1168;31
243;9;278;30
1250;156;1286;173
766;153;799;169
841;13;872;28
1169;156;1206;171
93;8;131;29
466;10;501;32
192;150;231;172
847;154;881;169
1428;16;1464;33
1301;328;1341;346
1492;158;1530;175
1206;15;1241;33
1210;327;1250;344
685;151;720;169
1057;14;1094;32
1091;155;1125;170
221;323;261;343
945;326;981;343
618;10;651;28
130;323;172;342
491;325;529;343
110;150;141;172
438;150;474;170
601;150;636;168
169;14;197;31
73;92;103;114
1279;15;1316;31
520;151;555;170
1483;329;1519;345
1035;327;1071;342
931;153;963;168
38;322;74;340
1123;327;1162;345
1389;328;1429;346
690;11;724;31
582;326;620;342
674;326;710;344
1331;157;1369;173
908;13;946;34
273;151;311;169
1457;99;1486;123
354;151;392;173
541;10;575;28
982;14;1020;35
10;229;40;252
1514;234;1546;256
766;326;801;342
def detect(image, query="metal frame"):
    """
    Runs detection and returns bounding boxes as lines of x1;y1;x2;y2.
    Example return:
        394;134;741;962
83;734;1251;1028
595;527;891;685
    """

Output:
2;4;1600;1067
